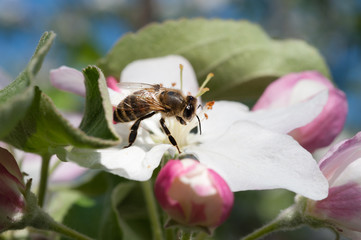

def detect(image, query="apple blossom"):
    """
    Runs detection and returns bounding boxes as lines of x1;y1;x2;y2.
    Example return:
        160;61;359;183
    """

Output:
50;55;330;201
304;132;361;239
253;71;348;152
0;147;26;232
155;159;233;231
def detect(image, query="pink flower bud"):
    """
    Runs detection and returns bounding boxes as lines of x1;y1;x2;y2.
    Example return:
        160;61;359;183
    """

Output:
154;159;234;230
0;147;26;232
305;132;361;238
253;71;347;152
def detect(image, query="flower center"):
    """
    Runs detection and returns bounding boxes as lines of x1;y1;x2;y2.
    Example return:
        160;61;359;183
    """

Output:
149;109;209;152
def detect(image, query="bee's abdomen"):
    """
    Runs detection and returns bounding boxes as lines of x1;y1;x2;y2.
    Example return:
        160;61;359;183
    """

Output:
113;95;150;123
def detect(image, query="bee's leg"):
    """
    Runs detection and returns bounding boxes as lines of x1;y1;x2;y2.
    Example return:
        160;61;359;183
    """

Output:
124;112;156;148
159;118;181;154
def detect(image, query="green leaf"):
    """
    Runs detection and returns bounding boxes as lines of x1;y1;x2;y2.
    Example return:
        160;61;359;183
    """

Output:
79;66;117;140
60;172;124;240
0;32;55;138
28;31;57;77
0;87;34;138
111;182;152;240
98;19;330;102
47;190;84;223
60;193;122;240
57;173;154;240
2;66;120;155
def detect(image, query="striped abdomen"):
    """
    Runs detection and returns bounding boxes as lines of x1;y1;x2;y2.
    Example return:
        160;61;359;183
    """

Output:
113;94;152;123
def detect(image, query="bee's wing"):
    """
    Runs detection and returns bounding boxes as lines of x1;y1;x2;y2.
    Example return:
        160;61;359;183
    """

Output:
116;82;156;90
116;88;167;112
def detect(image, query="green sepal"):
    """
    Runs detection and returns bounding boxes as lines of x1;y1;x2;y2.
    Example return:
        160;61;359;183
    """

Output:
164;218;214;236
98;19;330;102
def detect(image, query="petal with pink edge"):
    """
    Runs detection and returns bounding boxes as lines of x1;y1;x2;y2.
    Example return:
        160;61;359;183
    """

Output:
319;132;361;186
50;66;85;96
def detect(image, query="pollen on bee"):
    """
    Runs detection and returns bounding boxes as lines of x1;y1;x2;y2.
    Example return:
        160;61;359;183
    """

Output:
205;101;215;110
172;82;177;87
204;113;209;120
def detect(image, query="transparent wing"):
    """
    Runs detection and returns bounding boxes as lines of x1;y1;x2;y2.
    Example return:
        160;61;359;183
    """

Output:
115;88;167;112
116;82;157;90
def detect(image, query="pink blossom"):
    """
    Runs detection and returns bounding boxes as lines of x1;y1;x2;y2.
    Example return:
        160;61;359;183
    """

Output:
306;132;361;239
253;71;347;152
0;147;26;232
50;66;86;96
154;159;234;230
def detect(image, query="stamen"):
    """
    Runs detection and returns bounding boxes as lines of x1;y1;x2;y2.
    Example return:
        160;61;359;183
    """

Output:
196;73;214;97
205;101;215;110
179;64;184;91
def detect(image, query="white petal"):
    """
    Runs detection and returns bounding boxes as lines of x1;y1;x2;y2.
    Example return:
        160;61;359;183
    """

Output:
66;144;171;181
199;101;249;140
249;90;328;133
187;121;328;200
120;55;200;96
50;66;85;96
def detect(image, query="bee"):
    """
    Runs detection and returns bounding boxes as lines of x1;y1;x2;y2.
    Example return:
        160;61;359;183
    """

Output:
113;83;201;153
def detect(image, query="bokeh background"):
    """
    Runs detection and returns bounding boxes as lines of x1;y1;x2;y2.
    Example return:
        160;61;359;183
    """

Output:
1;0;360;239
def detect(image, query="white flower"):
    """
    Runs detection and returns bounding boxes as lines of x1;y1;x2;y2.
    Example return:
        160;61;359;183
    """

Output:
51;55;329;200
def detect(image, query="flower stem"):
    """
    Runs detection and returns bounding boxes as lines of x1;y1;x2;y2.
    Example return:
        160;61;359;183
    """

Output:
38;154;51;207
26;201;94;240
240;219;283;240
240;204;303;240
46;216;94;240
141;180;164;240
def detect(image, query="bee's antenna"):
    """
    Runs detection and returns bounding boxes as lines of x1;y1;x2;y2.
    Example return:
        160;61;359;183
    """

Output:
196;114;202;135
196;73;214;98
179;64;184;91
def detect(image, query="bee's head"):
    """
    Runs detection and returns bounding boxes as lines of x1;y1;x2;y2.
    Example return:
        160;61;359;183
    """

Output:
183;96;197;121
